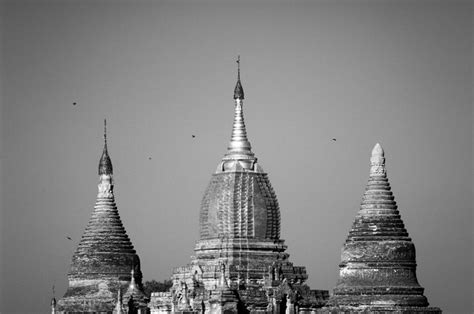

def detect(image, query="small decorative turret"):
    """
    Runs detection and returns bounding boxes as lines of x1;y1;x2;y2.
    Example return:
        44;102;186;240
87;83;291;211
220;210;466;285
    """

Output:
129;268;137;290
122;267;149;312
50;285;57;314
217;262;229;290
115;289;123;314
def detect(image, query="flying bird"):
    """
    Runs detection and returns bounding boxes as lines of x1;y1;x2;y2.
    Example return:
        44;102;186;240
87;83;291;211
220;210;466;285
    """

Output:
66;236;72;241
332;138;337;141
192;135;196;138
73;102;77;106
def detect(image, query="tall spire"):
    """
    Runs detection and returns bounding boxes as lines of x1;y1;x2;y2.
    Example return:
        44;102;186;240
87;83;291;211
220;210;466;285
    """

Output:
223;56;255;168
57;121;145;313
98;119;113;176
97;119;114;198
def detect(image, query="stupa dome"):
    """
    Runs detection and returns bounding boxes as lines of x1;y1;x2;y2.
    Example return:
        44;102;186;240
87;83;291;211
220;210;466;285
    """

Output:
321;143;441;313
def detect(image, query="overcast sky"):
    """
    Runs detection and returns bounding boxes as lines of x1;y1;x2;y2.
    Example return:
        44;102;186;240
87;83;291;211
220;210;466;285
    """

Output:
1;0;472;313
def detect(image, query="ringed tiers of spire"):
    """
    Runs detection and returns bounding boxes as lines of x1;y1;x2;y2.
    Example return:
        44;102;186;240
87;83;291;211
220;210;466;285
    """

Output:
57;122;146;313
320;144;441;313
153;59;328;313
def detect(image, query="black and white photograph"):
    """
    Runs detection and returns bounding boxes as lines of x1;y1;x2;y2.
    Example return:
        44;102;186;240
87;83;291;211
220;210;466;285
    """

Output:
0;0;472;313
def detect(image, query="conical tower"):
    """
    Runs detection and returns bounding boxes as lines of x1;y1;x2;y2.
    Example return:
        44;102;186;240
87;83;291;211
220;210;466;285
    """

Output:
151;58;328;313
57;121;145;313
320;144;441;313
122;269;149;312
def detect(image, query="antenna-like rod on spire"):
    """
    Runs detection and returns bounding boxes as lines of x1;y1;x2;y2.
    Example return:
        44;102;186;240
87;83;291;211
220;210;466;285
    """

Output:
104;118;107;146
237;55;241;81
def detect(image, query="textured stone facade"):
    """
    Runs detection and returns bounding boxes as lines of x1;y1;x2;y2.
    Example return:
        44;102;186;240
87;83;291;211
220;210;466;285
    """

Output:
57;124;148;313
149;66;328;313
319;144;441;313
53;68;442;314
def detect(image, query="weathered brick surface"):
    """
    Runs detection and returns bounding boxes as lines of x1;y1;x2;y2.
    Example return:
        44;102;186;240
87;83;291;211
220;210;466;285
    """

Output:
199;172;280;241
320;144;441;313
151;167;328;312
57;142;146;313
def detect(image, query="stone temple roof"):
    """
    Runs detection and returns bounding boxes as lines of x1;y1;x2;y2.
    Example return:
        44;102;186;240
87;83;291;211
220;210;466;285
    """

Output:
321;143;441;313
58;125;143;313
75;142;135;256
162;64;328;313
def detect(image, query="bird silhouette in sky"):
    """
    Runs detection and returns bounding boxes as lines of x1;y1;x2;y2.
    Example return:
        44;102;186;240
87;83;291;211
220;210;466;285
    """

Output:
332;138;337;141
192;135;196;138
66;236;72;241
73;102;77;106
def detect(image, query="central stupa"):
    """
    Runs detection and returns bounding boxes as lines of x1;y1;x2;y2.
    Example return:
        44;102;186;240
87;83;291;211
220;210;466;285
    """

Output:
149;58;328;313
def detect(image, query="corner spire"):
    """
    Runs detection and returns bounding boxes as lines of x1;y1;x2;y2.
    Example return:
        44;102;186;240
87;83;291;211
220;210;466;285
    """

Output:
234;55;244;100
129;268;136;290
98;119;113;176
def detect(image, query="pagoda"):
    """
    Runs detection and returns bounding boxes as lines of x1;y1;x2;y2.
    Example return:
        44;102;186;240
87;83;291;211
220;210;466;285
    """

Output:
57;121;148;313
319;144;441;313
149;58;328;313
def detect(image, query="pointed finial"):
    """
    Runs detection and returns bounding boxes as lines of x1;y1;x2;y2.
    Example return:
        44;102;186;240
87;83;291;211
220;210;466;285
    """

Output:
98;120;113;175
234;56;244;99
372;143;384;157
370;143;386;176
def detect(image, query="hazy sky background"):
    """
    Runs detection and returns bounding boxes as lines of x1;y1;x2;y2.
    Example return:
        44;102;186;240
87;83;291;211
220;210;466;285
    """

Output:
1;0;472;313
